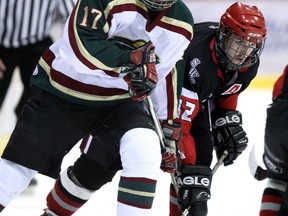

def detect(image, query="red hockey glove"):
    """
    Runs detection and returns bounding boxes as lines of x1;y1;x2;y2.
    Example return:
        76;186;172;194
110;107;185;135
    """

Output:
160;121;185;173
212;109;248;166
130;41;156;66
124;41;157;101
161;147;178;173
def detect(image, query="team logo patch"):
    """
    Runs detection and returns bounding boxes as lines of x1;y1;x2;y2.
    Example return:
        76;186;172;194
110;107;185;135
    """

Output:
196;191;211;200
221;84;242;95
113;37;159;64
188;58;200;84
264;155;283;174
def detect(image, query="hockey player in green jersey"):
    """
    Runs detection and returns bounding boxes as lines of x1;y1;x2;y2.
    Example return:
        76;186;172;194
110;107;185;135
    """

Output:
0;0;193;215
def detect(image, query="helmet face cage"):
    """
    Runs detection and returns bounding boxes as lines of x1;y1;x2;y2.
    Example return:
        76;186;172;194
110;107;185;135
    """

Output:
141;0;176;11
215;25;265;71
215;2;267;71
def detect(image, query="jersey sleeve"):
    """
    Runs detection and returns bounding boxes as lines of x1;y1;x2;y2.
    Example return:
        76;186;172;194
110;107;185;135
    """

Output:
67;0;132;72
216;93;239;110
178;87;200;165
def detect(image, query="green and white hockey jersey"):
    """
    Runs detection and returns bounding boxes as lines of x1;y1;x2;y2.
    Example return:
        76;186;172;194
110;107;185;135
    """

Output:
31;0;193;120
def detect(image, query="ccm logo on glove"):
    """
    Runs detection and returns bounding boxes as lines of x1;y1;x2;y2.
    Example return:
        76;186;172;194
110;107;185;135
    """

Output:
177;176;210;187
214;114;241;127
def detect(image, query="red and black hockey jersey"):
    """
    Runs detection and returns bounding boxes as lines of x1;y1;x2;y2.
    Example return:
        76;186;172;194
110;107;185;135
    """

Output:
177;22;260;165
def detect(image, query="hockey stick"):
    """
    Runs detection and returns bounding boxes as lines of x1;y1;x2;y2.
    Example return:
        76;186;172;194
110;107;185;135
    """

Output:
145;96;179;194
146;96;229;215
248;143;268;181
212;149;229;175
181;149;228;216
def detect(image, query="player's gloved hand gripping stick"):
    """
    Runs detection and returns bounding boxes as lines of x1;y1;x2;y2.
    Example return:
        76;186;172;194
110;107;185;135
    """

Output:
124;41;158;101
145;96;182;193
181;149;228;216
146;96;229;216
212;110;248;166
161;120;185;173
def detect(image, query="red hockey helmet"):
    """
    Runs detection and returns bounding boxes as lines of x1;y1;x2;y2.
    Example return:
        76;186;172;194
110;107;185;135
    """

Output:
215;2;267;71
141;0;176;11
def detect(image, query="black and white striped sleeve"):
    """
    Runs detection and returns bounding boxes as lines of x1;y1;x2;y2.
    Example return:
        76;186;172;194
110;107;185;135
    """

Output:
0;0;75;48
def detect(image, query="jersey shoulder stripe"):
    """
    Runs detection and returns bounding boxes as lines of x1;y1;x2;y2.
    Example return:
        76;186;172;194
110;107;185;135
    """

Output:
163;0;194;40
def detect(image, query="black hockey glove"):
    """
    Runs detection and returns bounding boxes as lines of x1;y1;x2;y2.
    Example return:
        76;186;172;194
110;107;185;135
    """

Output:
124;41;158;101
177;165;212;216
160;121;185;173
212;110;248;166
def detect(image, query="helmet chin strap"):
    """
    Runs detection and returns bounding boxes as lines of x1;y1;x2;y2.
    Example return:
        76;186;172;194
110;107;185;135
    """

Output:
225;70;238;85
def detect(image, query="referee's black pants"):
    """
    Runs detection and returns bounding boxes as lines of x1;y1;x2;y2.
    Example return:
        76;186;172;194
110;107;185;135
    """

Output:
0;37;53;118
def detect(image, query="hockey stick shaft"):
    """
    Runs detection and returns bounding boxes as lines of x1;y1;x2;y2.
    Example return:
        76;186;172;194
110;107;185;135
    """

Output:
145;96;179;194
212;149;228;175
181;149;228;216
146;96;165;149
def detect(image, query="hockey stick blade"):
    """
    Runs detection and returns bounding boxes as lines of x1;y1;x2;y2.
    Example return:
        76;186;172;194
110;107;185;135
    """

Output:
248;144;268;181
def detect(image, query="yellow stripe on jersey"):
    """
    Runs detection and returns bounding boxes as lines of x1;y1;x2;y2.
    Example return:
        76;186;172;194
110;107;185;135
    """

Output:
0;134;10;156
39;58;130;101
171;67;180;119
161;16;193;38
103;0;147;34
104;0;147;17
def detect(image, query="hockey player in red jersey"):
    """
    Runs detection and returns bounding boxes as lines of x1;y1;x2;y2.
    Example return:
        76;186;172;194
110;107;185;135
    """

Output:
258;64;288;216
0;0;194;215
169;2;266;215
39;2;267;216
